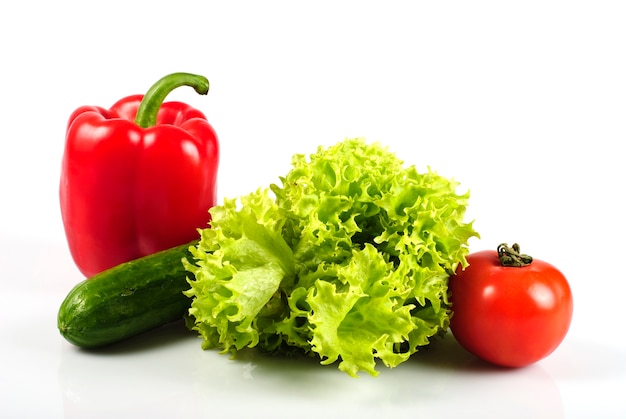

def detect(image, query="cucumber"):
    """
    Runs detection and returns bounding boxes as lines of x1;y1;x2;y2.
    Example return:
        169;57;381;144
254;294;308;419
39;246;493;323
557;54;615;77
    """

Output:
58;240;197;348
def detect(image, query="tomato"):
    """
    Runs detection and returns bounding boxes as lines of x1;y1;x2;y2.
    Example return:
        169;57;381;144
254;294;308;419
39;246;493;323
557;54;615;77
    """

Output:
448;244;573;367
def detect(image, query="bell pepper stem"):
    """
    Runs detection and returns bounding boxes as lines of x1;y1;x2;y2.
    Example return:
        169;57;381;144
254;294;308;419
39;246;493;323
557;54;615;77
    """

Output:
135;72;209;128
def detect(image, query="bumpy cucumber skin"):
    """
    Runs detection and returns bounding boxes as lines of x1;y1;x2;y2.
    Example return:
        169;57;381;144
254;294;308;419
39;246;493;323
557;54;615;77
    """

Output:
58;241;197;348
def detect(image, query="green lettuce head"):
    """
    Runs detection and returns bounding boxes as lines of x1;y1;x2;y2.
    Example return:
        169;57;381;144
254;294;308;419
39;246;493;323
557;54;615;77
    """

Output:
184;138;478;377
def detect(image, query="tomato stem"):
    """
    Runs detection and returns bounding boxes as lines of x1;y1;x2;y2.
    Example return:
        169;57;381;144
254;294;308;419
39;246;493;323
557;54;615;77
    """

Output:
497;243;533;267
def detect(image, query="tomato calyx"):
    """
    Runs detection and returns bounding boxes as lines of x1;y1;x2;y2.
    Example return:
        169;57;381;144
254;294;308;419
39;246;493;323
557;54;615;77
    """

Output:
497;243;533;267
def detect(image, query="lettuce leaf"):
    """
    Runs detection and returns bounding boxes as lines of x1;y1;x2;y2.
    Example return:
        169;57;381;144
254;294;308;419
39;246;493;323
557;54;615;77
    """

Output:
184;138;478;376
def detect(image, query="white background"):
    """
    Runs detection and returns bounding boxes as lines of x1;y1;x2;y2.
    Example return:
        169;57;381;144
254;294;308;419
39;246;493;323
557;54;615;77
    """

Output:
1;1;625;418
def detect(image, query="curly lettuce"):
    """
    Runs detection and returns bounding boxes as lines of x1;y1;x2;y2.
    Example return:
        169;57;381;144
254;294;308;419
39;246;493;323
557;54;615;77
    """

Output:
184;138;478;376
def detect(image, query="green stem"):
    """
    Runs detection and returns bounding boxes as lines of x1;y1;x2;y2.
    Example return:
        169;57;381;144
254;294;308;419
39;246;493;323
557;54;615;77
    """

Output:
497;243;533;267
134;72;209;128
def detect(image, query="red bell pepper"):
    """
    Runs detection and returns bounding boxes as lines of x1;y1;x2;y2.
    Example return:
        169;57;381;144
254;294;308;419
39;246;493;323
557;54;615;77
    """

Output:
60;72;219;277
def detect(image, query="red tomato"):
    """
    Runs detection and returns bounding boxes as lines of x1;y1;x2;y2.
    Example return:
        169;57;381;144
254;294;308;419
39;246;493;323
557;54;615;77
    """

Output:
449;245;573;367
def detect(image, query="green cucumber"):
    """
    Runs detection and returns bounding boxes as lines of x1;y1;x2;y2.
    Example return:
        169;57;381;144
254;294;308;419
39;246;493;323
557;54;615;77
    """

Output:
58;240;197;348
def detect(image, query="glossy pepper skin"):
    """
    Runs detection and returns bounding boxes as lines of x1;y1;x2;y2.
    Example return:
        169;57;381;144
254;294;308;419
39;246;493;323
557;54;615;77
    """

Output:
60;73;219;278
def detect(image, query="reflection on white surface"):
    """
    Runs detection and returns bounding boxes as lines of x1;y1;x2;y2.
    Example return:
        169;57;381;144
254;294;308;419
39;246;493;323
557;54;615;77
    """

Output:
56;323;565;419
